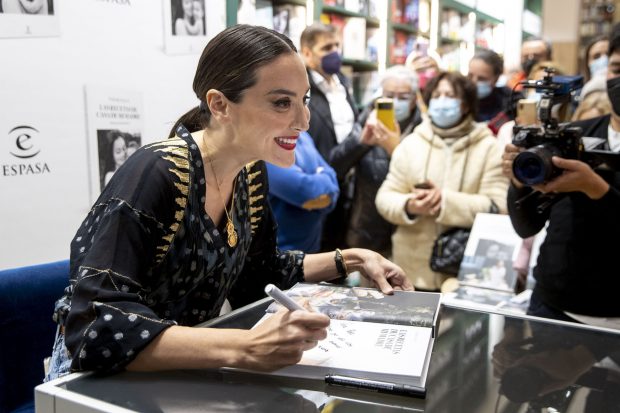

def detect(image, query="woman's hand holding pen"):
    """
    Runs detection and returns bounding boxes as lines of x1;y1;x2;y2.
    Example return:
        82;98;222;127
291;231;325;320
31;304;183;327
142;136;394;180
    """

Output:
239;305;329;372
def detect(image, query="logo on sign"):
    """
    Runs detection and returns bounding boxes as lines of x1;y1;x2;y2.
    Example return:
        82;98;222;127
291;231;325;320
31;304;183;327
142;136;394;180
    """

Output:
3;125;51;177
9;125;41;159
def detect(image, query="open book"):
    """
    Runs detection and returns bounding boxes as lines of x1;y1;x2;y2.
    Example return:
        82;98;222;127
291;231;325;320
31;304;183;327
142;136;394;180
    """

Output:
248;283;441;392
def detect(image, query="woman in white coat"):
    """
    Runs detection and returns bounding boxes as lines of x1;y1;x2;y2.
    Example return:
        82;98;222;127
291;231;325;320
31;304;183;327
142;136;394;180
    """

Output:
375;71;508;291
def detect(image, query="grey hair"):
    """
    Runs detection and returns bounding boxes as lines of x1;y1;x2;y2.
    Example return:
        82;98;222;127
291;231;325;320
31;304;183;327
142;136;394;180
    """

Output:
380;65;419;92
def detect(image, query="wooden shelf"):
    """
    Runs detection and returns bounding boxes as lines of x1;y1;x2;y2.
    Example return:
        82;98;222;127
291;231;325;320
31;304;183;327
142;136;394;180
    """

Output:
341;58;379;71
391;23;418;35
272;0;307;6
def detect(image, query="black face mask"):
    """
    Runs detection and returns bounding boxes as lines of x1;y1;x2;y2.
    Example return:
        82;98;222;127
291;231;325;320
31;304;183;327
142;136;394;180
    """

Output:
522;58;539;76
608;76;620;116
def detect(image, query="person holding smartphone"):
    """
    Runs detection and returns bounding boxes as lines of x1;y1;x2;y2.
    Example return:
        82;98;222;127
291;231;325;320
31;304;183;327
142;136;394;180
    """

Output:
329;65;423;258
376;71;508;291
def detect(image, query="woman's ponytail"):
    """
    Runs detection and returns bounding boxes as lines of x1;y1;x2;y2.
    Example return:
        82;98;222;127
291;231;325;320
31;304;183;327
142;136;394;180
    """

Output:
168;105;207;138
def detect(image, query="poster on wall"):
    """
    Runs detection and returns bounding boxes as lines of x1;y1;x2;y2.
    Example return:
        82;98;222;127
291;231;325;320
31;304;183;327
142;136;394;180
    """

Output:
0;0;60;38
162;0;226;55
85;85;144;204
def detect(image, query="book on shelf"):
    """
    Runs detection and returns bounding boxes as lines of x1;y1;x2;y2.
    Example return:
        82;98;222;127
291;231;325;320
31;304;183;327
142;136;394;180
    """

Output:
342;17;367;60
230;283;442;391
272;4;306;50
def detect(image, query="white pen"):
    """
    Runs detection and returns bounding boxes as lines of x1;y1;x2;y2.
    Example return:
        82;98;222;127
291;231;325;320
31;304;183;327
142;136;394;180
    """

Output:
264;284;307;312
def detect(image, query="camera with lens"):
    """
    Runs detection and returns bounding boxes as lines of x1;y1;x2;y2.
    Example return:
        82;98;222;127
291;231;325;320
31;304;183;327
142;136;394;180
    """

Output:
511;68;586;186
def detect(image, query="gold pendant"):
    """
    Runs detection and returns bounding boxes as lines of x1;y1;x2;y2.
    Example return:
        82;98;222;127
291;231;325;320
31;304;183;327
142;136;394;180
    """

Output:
226;219;238;247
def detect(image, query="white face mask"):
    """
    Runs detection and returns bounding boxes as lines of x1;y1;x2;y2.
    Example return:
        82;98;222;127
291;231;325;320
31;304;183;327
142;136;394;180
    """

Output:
393;98;411;122
589;55;608;78
428;97;462;128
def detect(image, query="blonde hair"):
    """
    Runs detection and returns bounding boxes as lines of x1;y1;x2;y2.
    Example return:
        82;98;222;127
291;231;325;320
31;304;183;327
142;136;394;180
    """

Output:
572;91;612;121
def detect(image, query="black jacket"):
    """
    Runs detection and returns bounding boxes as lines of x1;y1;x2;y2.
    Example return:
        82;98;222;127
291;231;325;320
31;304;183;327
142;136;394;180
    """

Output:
330;105;422;252
306;70;359;251
508;114;620;316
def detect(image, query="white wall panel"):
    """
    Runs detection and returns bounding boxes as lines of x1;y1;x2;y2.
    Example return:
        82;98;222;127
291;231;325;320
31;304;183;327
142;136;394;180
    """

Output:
0;0;211;269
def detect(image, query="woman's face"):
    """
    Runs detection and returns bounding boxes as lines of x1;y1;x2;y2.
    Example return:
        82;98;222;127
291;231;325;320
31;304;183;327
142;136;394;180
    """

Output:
588;40;609;65
182;0;193;17
431;78;457;99
468;58;498;85
112;136;127;167
226;53;310;168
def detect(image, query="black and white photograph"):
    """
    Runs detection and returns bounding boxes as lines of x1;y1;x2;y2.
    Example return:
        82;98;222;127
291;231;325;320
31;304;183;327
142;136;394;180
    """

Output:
458;238;517;292
162;0;225;55
85;85;144;203
170;0;205;36
96;129;141;191
0;0;54;14
0;0;59;38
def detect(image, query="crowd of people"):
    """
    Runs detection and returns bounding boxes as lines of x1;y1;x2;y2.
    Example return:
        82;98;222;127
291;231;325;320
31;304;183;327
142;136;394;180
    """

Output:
45;21;620;380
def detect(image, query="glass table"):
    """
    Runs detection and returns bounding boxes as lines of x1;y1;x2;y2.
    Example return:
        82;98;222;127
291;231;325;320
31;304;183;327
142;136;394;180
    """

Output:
35;298;620;412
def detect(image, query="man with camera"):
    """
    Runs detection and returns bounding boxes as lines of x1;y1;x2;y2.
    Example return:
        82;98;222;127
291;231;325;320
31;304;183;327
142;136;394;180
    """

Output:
502;32;620;324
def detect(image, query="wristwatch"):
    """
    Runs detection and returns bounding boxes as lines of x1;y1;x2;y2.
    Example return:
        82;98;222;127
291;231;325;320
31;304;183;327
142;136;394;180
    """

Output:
334;248;348;281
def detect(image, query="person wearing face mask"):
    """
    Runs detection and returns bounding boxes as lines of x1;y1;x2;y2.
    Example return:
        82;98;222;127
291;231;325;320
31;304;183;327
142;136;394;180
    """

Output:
375;71;508;291
501;31;620;325
406;53;440;93
329;65;423;258
507;37;553;91
584;36;610;82
300;23;359;252
468;50;522;135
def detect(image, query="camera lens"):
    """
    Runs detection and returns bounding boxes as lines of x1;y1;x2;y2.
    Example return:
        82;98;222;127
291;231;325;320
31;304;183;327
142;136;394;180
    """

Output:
512;145;558;185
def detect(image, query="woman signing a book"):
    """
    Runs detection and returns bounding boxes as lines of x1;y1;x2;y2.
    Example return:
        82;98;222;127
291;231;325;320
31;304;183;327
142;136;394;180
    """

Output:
45;24;412;381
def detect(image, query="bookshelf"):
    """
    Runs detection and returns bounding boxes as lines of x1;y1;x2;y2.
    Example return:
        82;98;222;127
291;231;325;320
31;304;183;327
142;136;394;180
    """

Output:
578;1;616;71
387;0;432;66
436;0;505;73
314;0;381;72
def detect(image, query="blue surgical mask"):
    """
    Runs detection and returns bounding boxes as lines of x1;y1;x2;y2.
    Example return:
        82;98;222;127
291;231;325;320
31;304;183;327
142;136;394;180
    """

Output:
320;51;342;75
428;97;462;128
476;81;493;99
393;98;411;122
589;55;608;78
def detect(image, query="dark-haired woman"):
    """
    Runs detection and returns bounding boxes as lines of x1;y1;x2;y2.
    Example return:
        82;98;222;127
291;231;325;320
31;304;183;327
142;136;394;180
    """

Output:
467;50;520;135
375;71;508;291
46;24;411;380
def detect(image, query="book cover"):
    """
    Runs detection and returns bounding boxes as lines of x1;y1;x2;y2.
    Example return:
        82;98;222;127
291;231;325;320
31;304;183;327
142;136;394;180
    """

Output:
457;213;523;293
342;17;367;60
266;283;441;329
84;85;144;204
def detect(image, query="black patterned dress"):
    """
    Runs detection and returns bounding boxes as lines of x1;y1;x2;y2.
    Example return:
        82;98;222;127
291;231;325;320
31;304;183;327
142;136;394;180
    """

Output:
51;125;305;374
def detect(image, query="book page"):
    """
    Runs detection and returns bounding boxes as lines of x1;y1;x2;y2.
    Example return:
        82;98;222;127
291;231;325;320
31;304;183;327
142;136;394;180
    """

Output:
250;317;432;387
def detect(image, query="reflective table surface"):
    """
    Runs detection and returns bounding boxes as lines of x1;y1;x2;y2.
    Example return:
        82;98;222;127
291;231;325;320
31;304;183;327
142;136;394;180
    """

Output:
38;299;620;412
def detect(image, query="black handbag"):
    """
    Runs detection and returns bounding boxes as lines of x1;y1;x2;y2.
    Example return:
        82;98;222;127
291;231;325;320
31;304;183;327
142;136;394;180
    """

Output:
429;227;470;275
427;138;499;275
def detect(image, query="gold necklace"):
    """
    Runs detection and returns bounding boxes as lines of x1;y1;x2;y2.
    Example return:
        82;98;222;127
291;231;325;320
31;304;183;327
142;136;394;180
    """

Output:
202;135;238;248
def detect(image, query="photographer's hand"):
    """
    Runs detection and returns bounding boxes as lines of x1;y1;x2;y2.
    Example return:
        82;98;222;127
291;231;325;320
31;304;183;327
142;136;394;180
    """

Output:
501;144;525;188
533;157;609;200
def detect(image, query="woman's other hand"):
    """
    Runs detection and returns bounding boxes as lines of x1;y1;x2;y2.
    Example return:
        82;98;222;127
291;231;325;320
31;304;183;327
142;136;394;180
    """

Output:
343;248;413;294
